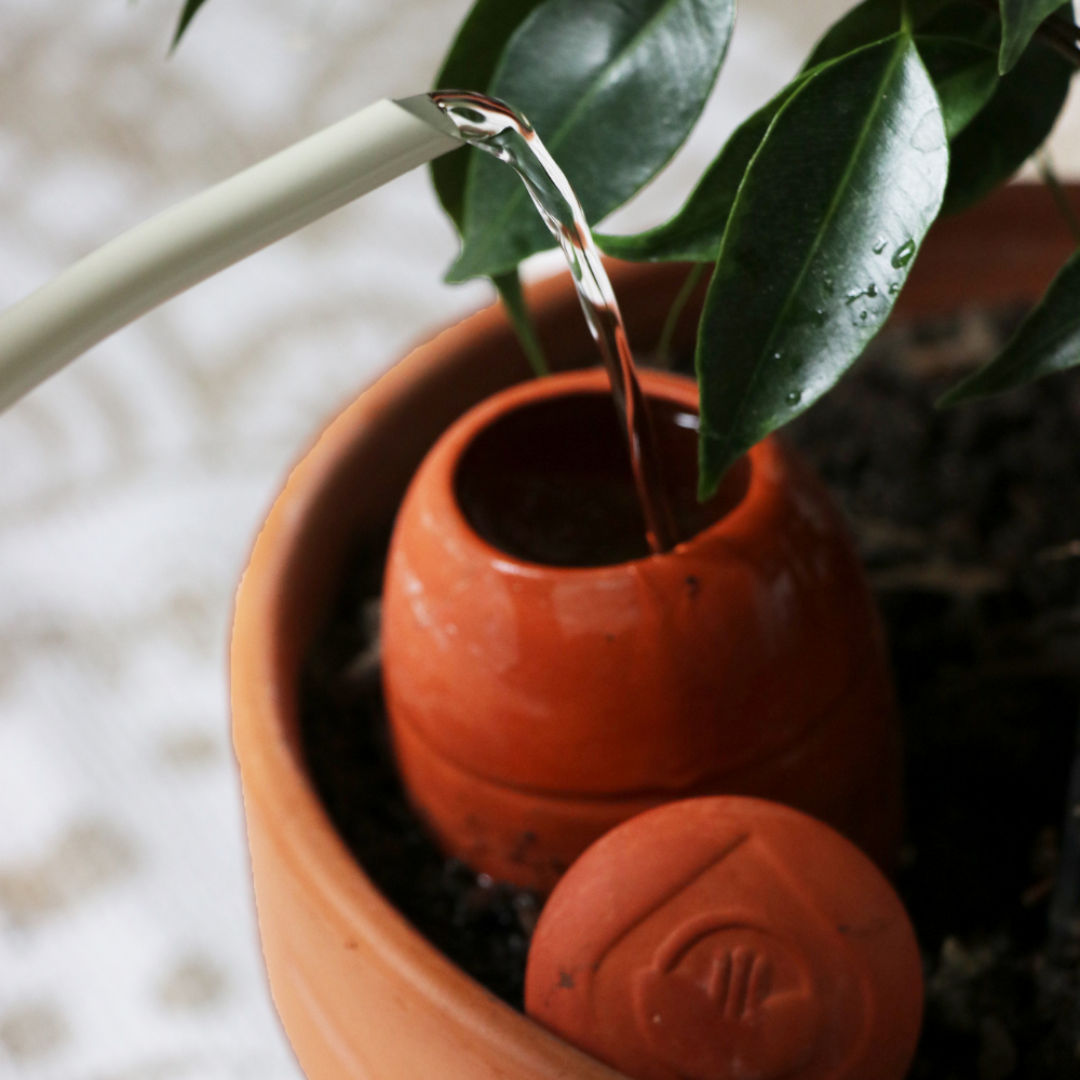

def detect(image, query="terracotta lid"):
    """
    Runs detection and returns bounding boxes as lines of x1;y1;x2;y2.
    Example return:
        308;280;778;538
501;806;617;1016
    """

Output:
525;796;923;1080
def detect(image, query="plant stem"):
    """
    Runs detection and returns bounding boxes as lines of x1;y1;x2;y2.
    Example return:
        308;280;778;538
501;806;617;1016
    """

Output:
969;0;1080;67
1035;148;1080;243
493;269;549;377
656;262;706;369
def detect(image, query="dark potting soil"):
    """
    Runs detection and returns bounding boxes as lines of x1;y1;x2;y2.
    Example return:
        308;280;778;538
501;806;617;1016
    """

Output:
301;306;1080;1079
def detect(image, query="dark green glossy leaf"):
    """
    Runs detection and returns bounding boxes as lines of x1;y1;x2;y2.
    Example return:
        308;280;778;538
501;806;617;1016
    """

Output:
918;1;998;40
431;0;547;230
447;0;736;283
802;0;945;68
999;0;1067;72
804;0;1000;136
595;72;811;263
942;26;1073;213
938;245;1080;405
786;0;1069;220
493;270;549;376
695;35;948;497
597;29;993;264
597;0;995;265
171;0;209;50
809;1;1072;215
917;37;999;137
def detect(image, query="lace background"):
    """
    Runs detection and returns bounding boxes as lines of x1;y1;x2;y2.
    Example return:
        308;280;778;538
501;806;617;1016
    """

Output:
1;2;1077;1078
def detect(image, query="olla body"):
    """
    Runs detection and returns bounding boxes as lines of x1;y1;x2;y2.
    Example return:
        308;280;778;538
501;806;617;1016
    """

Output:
381;368;900;892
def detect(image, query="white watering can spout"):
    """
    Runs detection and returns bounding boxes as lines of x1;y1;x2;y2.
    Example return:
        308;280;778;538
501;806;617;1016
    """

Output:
0;94;463;414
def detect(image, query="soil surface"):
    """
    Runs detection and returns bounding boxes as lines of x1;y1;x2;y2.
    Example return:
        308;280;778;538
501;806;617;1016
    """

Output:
301;307;1080;1079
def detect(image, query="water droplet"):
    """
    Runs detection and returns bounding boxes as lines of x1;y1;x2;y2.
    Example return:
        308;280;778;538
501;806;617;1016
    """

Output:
859;310;869;321
873;238;887;254
771;351;782;363
891;239;916;268
845;288;863;305
785;390;802;406
888;281;900;295
866;282;878;298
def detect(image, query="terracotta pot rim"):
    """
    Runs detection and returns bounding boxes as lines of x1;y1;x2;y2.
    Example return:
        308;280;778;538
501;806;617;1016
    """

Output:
230;268;635;1078
230;333;527;1026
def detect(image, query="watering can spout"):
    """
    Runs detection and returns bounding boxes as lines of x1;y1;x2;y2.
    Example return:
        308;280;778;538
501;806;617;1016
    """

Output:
394;93;466;141
0;96;463;414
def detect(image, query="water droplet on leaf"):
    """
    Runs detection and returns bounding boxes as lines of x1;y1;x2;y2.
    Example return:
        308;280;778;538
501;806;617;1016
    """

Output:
866;283;878;298
888;282;900;295
785;390;802;406
892;240;916;268
873;238;887;254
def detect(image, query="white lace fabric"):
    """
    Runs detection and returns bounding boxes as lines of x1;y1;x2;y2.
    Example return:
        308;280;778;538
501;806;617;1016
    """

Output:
0;2;1076;1078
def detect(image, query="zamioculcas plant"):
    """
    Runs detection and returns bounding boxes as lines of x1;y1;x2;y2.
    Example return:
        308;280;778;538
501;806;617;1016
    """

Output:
177;0;1080;498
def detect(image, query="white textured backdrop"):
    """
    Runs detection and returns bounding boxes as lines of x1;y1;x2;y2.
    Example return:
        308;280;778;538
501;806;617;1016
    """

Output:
0;3;1077;1078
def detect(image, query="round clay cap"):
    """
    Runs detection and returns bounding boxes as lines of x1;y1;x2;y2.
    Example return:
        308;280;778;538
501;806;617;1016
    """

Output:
525;796;923;1080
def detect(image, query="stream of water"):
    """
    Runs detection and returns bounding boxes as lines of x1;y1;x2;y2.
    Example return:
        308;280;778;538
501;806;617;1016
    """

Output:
430;90;678;555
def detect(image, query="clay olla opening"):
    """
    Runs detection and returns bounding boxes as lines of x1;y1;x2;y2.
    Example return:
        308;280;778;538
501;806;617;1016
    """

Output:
455;389;751;567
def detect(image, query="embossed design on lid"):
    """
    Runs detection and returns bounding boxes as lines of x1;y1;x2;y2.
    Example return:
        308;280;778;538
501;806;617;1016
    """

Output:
634;917;820;1080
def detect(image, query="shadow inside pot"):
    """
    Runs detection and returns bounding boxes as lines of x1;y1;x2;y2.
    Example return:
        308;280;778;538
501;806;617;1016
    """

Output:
456;390;751;567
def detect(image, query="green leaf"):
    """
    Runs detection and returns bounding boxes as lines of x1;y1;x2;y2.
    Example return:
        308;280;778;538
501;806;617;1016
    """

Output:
916;37;999;137
818;0;1074;214
447;0;736;283
942;24;1073;214
595;72;811;263
595;1;995;264
431;0;548;230
171;0;209;50
803;0;903;66
938;246;1080;405
695;34;948;497
803;0;1000;135
802;0;946;68
493;270;549;376
999;0;1068;72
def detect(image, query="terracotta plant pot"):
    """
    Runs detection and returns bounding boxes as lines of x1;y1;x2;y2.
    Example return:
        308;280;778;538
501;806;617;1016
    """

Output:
231;184;1074;1080
381;366;899;892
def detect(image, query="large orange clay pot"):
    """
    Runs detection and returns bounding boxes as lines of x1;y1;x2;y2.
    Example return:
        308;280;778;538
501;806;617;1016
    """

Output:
231;185;1077;1080
381;367;899;892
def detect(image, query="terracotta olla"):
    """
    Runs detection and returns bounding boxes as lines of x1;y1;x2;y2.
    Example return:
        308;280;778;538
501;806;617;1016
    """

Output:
231;185;1073;1080
381;366;899;893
